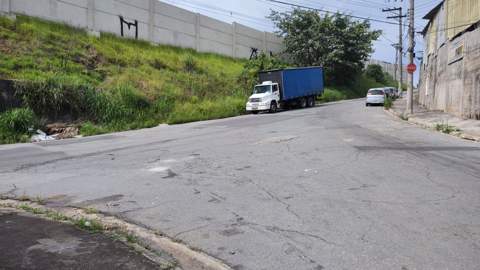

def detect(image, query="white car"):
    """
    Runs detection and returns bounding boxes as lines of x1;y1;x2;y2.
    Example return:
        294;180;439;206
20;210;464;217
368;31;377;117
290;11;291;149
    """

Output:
366;88;385;106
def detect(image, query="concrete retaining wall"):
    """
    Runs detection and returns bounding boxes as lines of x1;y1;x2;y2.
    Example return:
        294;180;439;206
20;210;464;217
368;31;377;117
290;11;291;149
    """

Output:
0;0;283;59
419;26;480;119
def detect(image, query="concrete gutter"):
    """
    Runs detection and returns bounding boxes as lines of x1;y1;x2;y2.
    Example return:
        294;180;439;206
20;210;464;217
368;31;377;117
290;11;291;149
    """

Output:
0;199;232;270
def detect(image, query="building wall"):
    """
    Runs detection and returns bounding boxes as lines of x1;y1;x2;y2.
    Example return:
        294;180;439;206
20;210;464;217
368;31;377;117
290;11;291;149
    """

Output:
446;0;480;39
0;0;283;59
419;0;480;119
419;26;480;119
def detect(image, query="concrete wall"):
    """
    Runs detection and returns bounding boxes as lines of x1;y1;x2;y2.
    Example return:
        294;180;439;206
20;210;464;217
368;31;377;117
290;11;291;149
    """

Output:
366;59;407;84
419;26;480;119
0;0;283;59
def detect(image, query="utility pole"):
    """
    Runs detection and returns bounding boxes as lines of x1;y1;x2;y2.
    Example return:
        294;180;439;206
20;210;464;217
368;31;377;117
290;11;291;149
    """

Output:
382;7;406;97
406;0;415;115
392;43;399;82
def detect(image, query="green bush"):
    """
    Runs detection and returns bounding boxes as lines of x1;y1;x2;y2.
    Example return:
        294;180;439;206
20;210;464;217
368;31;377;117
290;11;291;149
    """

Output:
97;85;151;123
0;108;37;144
167;96;245;124
13;73;152;125
319;88;347;103
79;121;109;136
435;122;460;134
365;64;386;84
384;97;393;109
0;15;15;29
183;54;201;73
14;74;97;120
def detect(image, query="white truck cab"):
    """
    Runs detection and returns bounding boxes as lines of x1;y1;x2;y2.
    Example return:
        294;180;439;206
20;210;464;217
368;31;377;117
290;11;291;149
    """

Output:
245;81;280;114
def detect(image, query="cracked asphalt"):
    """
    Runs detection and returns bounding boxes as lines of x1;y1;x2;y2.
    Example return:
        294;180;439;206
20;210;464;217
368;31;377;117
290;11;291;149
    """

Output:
1;99;480;270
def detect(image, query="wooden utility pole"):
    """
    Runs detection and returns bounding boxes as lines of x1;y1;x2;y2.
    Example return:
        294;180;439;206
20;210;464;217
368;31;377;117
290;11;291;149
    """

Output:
406;0;415;114
382;7;406;96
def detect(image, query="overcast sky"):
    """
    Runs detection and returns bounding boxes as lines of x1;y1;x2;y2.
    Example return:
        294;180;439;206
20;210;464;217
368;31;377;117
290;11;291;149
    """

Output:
163;0;441;81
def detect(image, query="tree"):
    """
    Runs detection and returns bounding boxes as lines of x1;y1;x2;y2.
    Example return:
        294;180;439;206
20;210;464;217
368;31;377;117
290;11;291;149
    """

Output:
365;64;386;83
269;9;381;85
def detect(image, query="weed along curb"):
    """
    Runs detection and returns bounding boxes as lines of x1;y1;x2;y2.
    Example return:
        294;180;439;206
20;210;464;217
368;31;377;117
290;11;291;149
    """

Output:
384;108;480;142
0;198;233;270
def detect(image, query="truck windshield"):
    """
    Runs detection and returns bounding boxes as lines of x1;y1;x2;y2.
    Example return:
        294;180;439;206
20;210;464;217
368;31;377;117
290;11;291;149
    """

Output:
254;85;271;94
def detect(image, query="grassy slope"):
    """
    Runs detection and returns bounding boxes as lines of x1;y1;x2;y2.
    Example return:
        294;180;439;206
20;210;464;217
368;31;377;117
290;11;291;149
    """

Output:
0;15;390;143
0;15;248;139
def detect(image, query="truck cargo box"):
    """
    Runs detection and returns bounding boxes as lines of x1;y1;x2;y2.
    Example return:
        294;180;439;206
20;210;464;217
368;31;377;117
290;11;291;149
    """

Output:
258;67;324;101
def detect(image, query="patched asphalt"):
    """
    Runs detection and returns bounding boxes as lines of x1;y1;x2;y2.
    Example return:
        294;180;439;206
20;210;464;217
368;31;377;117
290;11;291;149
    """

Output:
0;210;161;270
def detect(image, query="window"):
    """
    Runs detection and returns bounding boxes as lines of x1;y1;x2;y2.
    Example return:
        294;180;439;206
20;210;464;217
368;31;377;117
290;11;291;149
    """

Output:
273;84;279;92
448;39;464;64
253;85;271;94
368;90;384;95
455;45;463;58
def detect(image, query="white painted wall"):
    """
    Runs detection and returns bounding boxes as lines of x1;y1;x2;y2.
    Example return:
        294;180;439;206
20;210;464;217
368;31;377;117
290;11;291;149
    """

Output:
1;0;283;59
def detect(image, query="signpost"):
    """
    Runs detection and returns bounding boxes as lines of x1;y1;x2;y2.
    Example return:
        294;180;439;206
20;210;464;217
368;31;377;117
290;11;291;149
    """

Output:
407;63;416;74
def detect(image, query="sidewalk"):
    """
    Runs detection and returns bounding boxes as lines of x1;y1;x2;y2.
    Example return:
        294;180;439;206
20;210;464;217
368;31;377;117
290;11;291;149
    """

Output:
0;209;173;270
387;98;480;142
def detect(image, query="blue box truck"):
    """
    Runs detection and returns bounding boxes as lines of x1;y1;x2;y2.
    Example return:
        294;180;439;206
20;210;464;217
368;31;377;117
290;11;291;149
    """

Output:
245;67;324;113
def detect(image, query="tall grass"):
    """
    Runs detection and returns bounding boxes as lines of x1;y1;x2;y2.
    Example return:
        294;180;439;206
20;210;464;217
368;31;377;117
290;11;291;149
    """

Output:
0;108;37;144
167;96;246;124
319;88;347;103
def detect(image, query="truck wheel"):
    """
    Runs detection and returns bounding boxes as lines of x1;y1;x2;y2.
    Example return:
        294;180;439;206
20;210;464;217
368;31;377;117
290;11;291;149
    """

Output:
269;101;277;113
252;111;259;114
307;97;315;107
300;98;307;108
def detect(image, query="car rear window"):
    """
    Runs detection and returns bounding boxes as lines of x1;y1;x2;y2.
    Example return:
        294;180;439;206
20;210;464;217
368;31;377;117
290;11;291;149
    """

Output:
368;90;384;95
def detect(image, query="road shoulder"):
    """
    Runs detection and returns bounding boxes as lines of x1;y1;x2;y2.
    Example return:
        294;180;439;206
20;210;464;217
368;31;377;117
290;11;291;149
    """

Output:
385;98;480;142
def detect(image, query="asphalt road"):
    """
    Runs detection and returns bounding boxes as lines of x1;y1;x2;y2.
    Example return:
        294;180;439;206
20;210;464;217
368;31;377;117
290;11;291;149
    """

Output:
1;99;479;270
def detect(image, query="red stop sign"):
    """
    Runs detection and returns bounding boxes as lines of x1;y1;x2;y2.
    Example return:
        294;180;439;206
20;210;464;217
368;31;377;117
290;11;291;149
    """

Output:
407;63;417;74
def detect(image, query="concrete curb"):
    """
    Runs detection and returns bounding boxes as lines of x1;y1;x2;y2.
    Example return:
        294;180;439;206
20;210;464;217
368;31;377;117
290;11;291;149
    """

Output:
0;199;232;270
384;108;480;142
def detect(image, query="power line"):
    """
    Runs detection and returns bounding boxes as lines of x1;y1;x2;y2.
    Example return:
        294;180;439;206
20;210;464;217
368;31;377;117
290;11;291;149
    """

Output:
163;0;274;29
264;0;408;26
381;32;396;44
259;0;398;25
